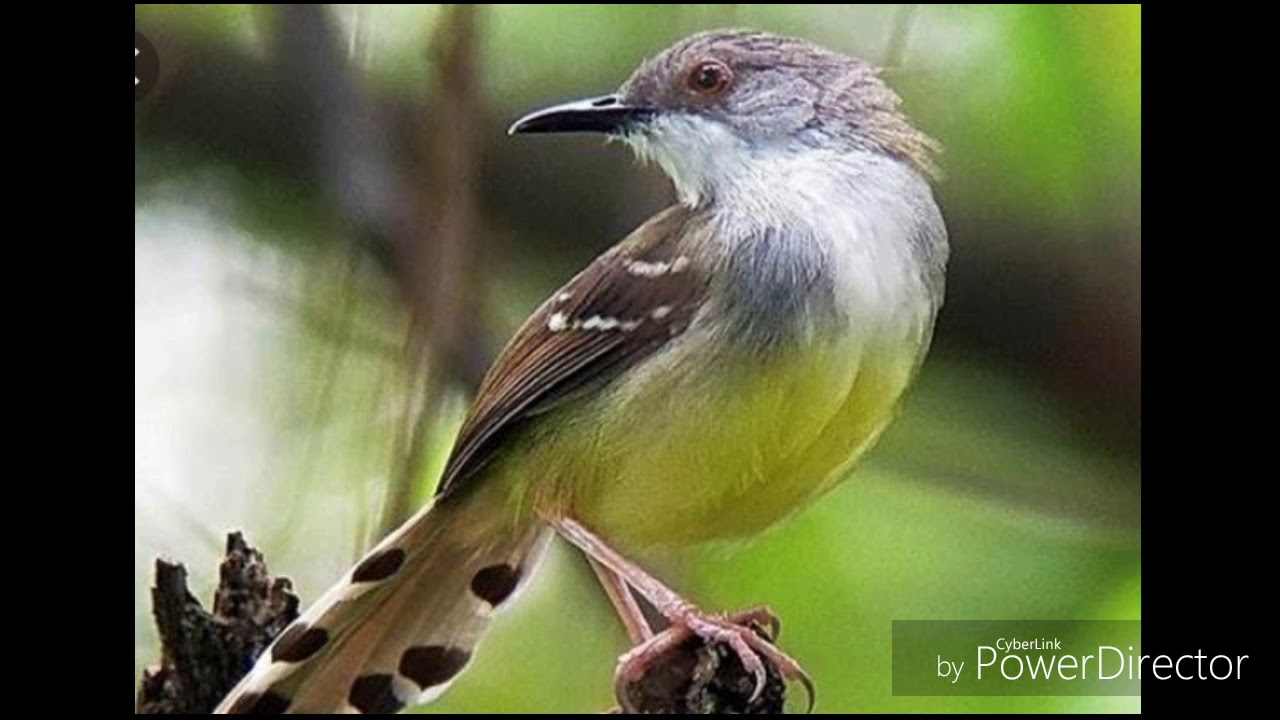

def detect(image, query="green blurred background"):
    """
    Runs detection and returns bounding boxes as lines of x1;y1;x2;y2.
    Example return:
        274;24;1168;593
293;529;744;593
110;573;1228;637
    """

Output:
134;4;1140;713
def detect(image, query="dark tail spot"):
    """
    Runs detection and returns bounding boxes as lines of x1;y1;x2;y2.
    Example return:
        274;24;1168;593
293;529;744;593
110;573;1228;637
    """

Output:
351;547;406;583
271;622;329;663
470;563;520;606
225;690;290;714
349;674;404;714
399;645;471;690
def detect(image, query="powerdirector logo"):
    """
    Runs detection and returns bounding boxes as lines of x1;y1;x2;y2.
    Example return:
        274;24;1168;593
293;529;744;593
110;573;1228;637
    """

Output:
892;621;1248;696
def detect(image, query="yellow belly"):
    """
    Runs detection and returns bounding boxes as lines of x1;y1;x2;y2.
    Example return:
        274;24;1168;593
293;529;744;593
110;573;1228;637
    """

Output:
505;331;924;552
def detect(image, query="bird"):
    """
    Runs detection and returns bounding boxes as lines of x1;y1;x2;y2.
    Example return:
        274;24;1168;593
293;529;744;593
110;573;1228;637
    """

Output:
215;28;948;714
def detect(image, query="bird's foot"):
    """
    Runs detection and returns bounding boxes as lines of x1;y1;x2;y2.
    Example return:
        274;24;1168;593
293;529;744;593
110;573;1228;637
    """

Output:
614;603;814;712
549;518;814;712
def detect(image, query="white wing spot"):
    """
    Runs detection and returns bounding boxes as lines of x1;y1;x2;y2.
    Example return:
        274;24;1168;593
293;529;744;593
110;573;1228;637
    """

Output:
650;305;673;320
626;259;671;277
579;315;620;331
556;292;572;303
670;256;691;273
552;312;648;332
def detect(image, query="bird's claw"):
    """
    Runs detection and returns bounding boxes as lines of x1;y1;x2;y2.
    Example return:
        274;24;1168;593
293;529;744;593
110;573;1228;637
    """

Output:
614;604;814;713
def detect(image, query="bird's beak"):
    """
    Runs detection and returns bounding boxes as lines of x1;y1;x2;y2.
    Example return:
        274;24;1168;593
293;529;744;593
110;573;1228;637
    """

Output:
507;94;654;136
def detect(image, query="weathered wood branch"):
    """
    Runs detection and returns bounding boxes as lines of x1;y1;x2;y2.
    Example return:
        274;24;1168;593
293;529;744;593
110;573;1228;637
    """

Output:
136;533;299;714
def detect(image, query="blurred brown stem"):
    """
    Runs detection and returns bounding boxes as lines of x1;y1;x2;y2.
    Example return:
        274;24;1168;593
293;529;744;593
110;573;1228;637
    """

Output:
265;3;488;539
381;3;485;536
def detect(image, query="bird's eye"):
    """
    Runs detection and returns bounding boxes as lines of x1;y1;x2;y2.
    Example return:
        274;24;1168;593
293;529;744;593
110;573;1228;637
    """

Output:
687;60;732;95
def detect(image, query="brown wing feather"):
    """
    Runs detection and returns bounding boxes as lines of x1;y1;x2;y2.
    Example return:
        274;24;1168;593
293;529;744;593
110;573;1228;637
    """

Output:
436;205;710;499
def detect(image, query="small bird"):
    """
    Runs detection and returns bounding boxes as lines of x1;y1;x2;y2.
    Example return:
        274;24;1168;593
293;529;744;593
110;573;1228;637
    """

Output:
216;28;947;714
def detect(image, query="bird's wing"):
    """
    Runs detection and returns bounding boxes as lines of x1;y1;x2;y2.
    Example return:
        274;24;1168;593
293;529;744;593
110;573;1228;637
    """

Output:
216;206;713;713
436;204;711;499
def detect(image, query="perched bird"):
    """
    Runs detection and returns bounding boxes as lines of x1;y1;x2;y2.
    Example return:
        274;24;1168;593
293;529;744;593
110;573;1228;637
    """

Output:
216;28;947;714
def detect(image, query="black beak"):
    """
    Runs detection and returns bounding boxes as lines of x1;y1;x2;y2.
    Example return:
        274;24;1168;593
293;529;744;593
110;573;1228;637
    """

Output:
507;94;654;136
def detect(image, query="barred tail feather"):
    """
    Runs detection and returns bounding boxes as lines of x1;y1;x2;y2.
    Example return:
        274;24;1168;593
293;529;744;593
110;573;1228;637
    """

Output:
215;494;550;714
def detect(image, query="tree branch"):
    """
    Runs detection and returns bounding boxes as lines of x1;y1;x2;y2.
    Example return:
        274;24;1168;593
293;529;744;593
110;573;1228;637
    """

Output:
136;533;299;714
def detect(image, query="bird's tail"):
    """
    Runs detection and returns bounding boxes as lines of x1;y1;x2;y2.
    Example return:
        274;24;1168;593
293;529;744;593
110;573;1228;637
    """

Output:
215;490;550;714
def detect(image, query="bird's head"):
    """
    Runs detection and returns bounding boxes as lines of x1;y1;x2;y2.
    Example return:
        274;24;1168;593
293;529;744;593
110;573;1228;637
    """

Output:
510;29;938;205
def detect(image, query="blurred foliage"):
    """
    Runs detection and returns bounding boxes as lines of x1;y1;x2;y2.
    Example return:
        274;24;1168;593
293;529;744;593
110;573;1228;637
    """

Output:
135;4;1140;713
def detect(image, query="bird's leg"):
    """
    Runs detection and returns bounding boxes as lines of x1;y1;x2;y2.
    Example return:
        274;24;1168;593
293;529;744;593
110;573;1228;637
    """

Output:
587;557;654;644
553;516;813;710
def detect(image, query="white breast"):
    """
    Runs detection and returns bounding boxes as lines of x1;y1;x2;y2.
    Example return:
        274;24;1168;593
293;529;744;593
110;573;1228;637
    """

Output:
708;144;942;353
575;124;948;547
